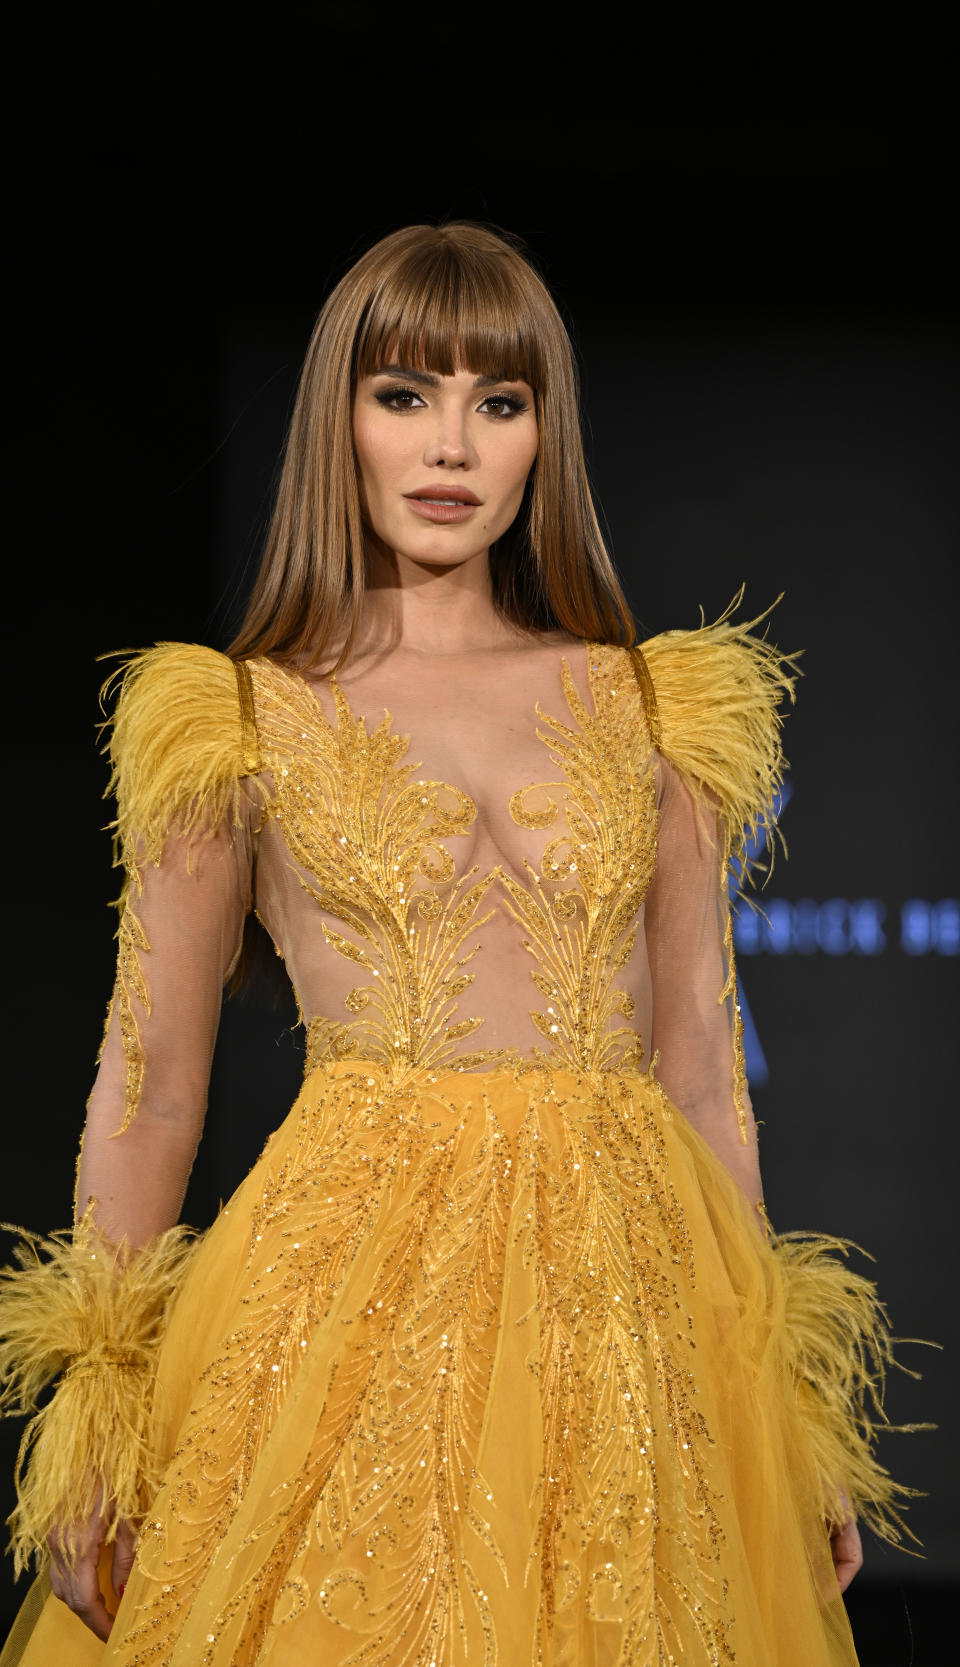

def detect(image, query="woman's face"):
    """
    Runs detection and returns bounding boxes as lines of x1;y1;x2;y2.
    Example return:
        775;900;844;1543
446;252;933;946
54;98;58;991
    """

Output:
353;361;538;568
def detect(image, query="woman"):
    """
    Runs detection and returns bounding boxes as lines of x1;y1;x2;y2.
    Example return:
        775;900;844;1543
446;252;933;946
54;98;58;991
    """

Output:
0;222;909;1665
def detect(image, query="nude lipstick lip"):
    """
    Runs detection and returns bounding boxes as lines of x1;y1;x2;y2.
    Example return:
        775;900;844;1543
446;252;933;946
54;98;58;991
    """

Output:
404;485;481;524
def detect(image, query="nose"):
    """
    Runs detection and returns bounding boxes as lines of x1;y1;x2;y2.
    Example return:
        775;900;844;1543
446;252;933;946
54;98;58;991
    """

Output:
423;404;479;470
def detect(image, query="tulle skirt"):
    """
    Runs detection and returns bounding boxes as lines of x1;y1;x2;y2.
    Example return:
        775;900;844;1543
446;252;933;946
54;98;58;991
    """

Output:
4;1059;885;1665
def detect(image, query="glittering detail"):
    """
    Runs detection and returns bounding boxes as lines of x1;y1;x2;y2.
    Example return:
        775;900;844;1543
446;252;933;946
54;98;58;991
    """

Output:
721;903;750;1142
500;655;657;1074
626;642;757;1142
101;643;266;1134
252;650;660;1085
10;626;916;1664
111;1063;733;1666
251;660;507;1080
100;631;786;1140
636;606;799;1142
102;887;151;1137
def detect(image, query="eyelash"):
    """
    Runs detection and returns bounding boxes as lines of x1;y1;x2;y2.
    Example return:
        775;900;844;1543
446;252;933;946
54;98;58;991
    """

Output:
374;385;529;418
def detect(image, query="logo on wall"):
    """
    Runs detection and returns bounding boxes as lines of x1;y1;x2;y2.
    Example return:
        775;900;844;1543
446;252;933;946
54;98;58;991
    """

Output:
732;783;957;1085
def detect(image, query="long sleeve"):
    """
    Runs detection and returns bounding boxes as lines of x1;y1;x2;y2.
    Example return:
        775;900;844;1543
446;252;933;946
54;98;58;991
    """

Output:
0;645;264;1574
80;819;250;1239
635;613;916;1542
638;601;798;1211
78;644;263;1241
645;757;761;1204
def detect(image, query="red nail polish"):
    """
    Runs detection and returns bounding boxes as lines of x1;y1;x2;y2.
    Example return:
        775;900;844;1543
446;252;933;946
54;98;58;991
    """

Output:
118;1583;126;1597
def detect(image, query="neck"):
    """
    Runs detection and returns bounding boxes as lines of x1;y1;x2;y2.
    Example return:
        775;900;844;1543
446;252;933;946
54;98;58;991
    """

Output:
355;541;524;656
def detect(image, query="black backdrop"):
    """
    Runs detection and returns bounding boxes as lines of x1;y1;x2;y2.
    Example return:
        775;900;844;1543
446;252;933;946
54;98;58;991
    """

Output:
6;6;958;1659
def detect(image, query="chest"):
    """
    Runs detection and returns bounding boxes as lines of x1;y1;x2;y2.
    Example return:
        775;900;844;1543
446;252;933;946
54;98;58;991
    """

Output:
249;644;658;902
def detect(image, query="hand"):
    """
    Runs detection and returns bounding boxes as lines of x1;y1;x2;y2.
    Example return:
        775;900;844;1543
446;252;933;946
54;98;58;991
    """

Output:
47;1501;137;1641
829;1512;863;1593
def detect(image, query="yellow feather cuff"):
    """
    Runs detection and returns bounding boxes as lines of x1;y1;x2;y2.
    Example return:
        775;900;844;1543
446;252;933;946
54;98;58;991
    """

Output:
774;1231;927;1547
640;592;800;878
0;1218;196;1575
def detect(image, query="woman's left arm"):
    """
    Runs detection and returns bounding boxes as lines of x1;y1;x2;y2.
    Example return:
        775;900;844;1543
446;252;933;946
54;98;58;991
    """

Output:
644;755;764;1224
644;755;865;1586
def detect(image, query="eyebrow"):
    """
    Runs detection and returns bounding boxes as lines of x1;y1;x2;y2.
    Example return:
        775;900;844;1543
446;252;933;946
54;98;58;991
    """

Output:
372;364;523;389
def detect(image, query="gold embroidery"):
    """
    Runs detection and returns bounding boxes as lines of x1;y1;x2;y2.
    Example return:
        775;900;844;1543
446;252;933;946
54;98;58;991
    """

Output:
104;645;264;1134
631;639;751;1143
500;654;658;1074
85;631;838;1664
107;890;151;1137
721;898;750;1143
250;663;507;1081
114;1064;732;1665
103;626;778;1142
251;648;660;1083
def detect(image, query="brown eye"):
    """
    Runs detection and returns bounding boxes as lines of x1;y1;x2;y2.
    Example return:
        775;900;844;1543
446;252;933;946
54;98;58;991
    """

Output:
478;394;528;418
375;386;426;411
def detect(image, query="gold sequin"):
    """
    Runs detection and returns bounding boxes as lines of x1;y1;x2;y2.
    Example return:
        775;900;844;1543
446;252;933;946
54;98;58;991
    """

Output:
103;884;151;1137
249;650;664;1084
95;640;788;1663
112;1063;732;1664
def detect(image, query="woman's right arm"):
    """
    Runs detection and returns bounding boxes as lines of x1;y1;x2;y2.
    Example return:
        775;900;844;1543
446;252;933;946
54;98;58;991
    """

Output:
1;644;260;1639
77;817;249;1247
49;814;251;1639
76;643;261;1247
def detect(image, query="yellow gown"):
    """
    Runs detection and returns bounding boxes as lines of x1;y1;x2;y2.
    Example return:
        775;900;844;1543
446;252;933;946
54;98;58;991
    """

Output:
1;623;908;1665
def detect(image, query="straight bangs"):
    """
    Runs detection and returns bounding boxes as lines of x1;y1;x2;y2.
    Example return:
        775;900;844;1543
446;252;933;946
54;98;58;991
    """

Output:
353;239;548;391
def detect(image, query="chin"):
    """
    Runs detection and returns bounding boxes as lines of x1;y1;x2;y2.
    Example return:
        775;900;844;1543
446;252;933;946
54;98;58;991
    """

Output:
399;539;488;569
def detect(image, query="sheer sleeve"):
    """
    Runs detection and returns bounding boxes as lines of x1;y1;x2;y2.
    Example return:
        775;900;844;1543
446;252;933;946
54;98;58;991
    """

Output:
637;600;799;1216
0;649;262;1574
645;758;761;1208
77;645;263;1240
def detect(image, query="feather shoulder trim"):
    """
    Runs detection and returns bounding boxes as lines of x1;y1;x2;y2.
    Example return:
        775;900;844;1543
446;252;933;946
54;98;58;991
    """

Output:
101;643;261;872
637;593;800;874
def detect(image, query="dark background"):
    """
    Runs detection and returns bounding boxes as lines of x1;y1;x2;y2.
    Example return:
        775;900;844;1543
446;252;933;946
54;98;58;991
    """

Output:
6;4;958;1659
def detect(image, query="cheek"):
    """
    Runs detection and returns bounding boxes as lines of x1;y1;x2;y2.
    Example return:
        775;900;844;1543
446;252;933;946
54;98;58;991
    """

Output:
499;425;539;500
353;410;404;501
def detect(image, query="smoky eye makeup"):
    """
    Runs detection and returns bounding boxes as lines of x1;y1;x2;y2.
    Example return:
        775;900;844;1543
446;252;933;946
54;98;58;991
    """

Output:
478;392;530;416
372;383;531;418
373;384;428;410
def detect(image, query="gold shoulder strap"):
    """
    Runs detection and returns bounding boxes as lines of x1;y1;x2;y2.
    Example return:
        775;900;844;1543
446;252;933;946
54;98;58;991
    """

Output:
627;645;662;750
234;660;262;775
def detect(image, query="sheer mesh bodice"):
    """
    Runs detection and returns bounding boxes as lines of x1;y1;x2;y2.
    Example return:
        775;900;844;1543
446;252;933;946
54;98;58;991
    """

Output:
93;625;796;1197
252;646;664;1077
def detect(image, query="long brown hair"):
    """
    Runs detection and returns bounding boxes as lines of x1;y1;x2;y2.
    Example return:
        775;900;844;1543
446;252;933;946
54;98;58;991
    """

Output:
227;221;635;667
